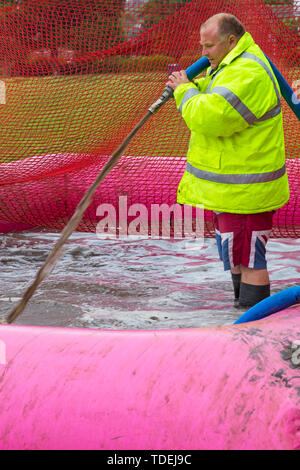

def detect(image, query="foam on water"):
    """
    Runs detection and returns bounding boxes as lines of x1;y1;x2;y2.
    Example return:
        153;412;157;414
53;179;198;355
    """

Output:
0;231;299;329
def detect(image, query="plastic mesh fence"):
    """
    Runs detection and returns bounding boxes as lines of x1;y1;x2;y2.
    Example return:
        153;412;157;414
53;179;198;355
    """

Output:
0;0;299;238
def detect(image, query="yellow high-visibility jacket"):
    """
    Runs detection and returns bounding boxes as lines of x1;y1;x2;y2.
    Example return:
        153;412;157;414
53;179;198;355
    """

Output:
173;32;289;213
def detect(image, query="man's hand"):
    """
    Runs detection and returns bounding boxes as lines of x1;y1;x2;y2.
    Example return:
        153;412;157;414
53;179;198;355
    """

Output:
166;70;190;90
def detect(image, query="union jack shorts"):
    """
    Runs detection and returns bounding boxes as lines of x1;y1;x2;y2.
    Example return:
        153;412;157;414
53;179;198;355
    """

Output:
213;211;275;271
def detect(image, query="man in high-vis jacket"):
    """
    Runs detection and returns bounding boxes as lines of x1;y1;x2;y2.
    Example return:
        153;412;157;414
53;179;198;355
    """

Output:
166;13;289;307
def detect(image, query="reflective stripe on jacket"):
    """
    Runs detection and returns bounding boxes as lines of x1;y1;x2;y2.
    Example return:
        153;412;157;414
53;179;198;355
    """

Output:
173;32;289;214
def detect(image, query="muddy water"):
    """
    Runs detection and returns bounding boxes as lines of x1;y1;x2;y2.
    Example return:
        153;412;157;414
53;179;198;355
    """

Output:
0;231;299;329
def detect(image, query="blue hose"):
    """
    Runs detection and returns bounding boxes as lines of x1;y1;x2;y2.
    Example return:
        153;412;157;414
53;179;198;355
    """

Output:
234;286;300;324
185;56;210;80
266;55;300;121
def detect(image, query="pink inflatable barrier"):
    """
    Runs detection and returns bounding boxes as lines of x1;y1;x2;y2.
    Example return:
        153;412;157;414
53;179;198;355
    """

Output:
0;305;299;450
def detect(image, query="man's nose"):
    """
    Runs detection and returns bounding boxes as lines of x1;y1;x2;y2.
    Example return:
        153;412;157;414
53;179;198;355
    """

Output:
201;46;208;57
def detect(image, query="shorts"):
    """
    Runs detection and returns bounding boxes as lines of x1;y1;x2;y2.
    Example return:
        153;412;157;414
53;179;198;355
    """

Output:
213;211;275;271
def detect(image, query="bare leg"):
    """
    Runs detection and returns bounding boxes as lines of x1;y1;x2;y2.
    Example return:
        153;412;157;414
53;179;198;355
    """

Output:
240;266;270;285
231;265;241;275
231;265;269;285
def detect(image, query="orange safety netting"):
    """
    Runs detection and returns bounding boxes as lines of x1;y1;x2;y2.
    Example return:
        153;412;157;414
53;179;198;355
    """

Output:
0;0;299;237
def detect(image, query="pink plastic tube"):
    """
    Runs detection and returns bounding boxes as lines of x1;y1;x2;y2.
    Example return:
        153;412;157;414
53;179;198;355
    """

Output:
0;306;300;450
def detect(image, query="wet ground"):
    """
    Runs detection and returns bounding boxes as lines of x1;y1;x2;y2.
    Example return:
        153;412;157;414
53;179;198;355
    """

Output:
0;231;299;329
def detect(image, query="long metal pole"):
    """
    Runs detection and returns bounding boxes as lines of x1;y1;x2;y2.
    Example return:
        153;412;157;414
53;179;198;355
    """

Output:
5;111;153;324
5;57;211;324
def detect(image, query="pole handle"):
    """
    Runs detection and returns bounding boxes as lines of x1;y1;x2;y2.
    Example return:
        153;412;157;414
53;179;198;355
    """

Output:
149;57;210;114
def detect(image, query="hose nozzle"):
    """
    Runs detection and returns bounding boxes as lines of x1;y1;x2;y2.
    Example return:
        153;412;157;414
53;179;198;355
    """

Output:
148;57;210;115
148;86;174;114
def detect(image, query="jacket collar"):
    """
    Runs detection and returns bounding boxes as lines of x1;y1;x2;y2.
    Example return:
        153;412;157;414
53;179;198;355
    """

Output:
208;32;255;76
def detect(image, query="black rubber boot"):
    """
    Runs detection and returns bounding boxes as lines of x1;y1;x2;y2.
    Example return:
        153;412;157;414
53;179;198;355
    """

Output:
231;273;241;300
239;282;270;308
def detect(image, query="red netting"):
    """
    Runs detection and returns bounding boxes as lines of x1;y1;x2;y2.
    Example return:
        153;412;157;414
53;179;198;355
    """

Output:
0;0;299;237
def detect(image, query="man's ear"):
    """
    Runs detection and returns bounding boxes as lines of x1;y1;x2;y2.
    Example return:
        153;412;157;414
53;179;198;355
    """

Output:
228;34;238;50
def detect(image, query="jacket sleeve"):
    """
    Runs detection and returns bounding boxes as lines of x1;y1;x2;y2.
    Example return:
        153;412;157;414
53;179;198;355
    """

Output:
173;82;250;137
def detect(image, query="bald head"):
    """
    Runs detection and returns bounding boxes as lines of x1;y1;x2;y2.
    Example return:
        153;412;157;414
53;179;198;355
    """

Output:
199;14;245;70
201;13;245;41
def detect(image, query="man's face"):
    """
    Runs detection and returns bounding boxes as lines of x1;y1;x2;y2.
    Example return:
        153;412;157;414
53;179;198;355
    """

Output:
200;22;235;70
